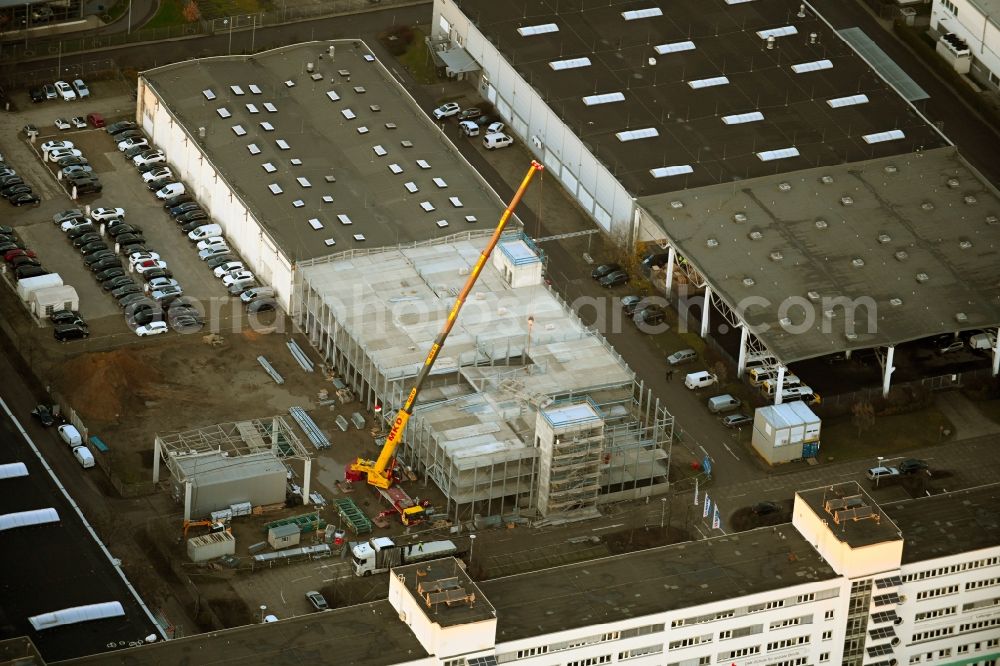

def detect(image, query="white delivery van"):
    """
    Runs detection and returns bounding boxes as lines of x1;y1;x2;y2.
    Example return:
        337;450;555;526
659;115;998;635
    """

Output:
969;332;996;350
748;367;777;386
73;446;95;469
685;371;718;390
707;394;742;414
483;133;513;150
459;120;479;137
58;424;83;448
762;374;801;395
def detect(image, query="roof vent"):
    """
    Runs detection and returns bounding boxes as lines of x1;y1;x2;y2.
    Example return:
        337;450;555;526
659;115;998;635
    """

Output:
884;165;898;174
840;196;854;206
959;240;972;250
769;251;783;261
743;277;755;287
733;212;747;223
779;317;792;326
749;231;763;241
823;308;835;319
889;298;903;307
815;219;828;229
987;215;999;225
915;272;929;283
198;127;206;139
964;195;978;205
921;201;935;211
706;238;719;248
820;175;834;184
894;250;908;261
946;178;960;188
845;332;858;341
778;182;792;192
877;233;891;244
809;32;818;44
955;312;968;323
807;291;821;302
767;35;776;50
670;200;684;209
306;62;314;73
852;257;865;268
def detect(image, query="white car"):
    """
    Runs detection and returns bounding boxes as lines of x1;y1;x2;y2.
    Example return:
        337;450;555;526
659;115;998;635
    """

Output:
54;118;72;131
47;147;82;161
199;246;229;260
155;183;185;199
117;137;148;152
222;270;254;287
41;140;75;153
71;116;87;129
483;133;514;150
134;152;166;167
459;120;479;137
486;121;505;134
134;321;168;337
196;237;228;251
128;251;161;267
91;207;125;222
145;277;179;292
135;260;168;274
142;167;172;183
58;424;83;447
213;261;244;278
432;102;460;120
54;80;76;101
60;218;93;233
72;78;90;98
188;224;222;241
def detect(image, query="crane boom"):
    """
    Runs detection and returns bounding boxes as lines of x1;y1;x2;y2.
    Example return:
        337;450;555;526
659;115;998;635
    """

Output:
348;160;544;489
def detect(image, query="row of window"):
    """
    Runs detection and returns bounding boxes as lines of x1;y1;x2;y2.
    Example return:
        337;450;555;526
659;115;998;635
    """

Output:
962;596;1000;612
941;0;958;17
960;617;1000;632
913;626;955;642
967;576;1000;591
765;658;808;666
766;635;810;651
903;556;999;583
916;585;959;600
769;615;811;630
959;637;1000;655
617;644;662;661
914;606;956;622
566;656;610;666
669;588;839;628
668;635;711;650
500;624;664;663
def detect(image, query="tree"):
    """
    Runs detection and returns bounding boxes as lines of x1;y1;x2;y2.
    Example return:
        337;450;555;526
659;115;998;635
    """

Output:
183;1;201;22
712;360;729;386
851;401;876;438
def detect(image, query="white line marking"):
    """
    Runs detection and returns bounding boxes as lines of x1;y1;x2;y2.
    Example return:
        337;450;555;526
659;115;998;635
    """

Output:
723;443;740;460
591;523;624;531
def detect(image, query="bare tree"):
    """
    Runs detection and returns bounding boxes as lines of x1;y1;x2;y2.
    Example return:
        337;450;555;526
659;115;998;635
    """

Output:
851;401;876;437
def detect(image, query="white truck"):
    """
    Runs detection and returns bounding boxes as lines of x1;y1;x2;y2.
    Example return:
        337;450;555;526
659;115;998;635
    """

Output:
351;537;459;576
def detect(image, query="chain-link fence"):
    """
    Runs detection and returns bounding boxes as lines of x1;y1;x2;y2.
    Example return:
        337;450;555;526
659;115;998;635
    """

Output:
0;56;126;90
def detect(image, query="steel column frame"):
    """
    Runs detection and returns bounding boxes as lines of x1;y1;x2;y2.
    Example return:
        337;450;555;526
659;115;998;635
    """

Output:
774;366;786;406
882;346;896;398
700;285;712;338
737;325;750;377
993;328;1000;377
664;245;675;296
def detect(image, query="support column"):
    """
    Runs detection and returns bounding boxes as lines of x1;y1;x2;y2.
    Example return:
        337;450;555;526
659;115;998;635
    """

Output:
882;345;896;398
183;481;193;521
302;458;312;506
153;437;162;483
774;366;786;405
736;325;750;378
664;246;676;297
992;328;1000;377
700;285;712;338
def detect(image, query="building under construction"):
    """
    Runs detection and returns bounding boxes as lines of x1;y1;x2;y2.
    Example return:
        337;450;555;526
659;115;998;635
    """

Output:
295;231;673;522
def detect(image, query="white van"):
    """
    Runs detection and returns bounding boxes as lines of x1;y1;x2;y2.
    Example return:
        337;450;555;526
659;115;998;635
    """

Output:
684;371;718;390
155;183;185;200
748;367;777;386
762;374;801;395
780;385;815;402
72;446;95;469
744;354;775;372
707;394;741;414
58;424;83;448
483;133;513;150
459;120;479;137
969;332;996;350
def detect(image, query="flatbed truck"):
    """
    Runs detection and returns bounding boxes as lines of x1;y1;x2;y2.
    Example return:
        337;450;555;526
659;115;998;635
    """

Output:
351;536;460;576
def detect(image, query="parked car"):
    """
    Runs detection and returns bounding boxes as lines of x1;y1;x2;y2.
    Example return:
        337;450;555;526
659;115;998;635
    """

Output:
53;209;84;225
485;121;505;134
432;102;460;120
47;147;82;161
483;133;513;150
71;79;90;98
937;339;965;355
128;251;160;267
61;165;94;177
666;349;697;366
199;246;229;260
106;120;137;135
56;156;88;168
163;193;193;208
707;394;742;414
156;183;186;199
240;286;274;304
113;129;144;142
177;210;209;225
866;466;900;482
29;87;45;103
305;590;328;611
170;203;202;217
599;270;628;287
633;304;665;327
67;224;97;239
140;268;173;282
41;139;75;154
146;177;176;192
196;237;228;252
95;267;126;282
15;266;48;280
71;116;87;129
134;152;166;168
898;458;929;475
222;270;254;287
117;136;148;152
213;261;244;278
9;257;38;271
100;276;132;290
31;404;55;427
108;224;141;238
5;249;36;262
9;193;40;206
112;283;144;299
684;371;718;390
84;251;116;266
53;323;89;341
722;414;753;428
135;260;168;274
87;112;105;128
591;263;621;280
134;321;168;337
43;83;57;100
80;241;109;255
118;293;152;309
206;255;237;270
89;256;121;272
151;286;184;302
751;501;781;516
91;207;125;222
71;232;103;248
123;145;150;160
458;120;479;137
50;309;85;326
54;80;76;101
186;224;220;241
141;167;172;183
145;277;179;292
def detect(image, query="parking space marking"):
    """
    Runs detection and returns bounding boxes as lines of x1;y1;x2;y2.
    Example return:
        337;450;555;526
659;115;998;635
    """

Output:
722;443;740;461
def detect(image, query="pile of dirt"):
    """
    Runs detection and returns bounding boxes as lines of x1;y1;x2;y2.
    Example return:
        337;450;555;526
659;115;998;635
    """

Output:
53;349;163;423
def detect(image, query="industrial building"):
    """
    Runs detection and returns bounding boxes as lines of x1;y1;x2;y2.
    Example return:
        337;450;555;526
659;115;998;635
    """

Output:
64;482;1000;666
296;232;673;521
137;41;509;310
930;0;1000;92
430;0;1000;402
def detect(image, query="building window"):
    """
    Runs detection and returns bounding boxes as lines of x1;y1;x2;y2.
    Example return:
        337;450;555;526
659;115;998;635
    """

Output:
820;653;830;662
823;630;833;640
941;0;958;15
825;610;835;620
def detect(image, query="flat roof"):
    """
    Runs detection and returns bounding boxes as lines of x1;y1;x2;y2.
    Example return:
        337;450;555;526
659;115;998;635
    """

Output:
639;147;1000;363
883;483;1000;565
393;558;496;628
450;0;945;197
480;523;838;642
173;451;285;486
141;41;507;261
62;600;426;666
796;483;902;549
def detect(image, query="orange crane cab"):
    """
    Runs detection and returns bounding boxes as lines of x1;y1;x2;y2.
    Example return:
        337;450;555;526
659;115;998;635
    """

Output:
182;518;230;538
346;161;543;492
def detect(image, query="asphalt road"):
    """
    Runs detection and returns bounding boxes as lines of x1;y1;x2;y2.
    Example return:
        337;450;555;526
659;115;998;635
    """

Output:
0;329;158;661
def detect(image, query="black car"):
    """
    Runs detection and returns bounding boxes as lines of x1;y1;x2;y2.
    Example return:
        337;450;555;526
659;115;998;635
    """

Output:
0;176;24;189
123;145;149;159
72;232;103;248
177;211;209;225
113;233;145;246
2;185;33;199
29;87;45;103
898;458;929;475
599;269;629;287
89;256;121;272
107;120;137;135
181;219;211;233
50;309;85;326
138;161;170;174
163;194;193;208
146;177;175;192
108;224;141;237
95;267;126;282
140;268;173;282
31;404;55;426
103;276;135;291
124;300;162;321
206;254;236;270
620;295;642;316
751;501;782;516
128;308;162;327
118;293;152;310
9;193;41;207
170;202;202;216
53;324;89;342
75;181;103;195
113;129;144;142
0;241;26;253
80;241;109;255
633;305;665;327
111;283;143;299
56;156;88;168
67;225;97;240
84;250;116;266
118;243;147;257
10;257;41;269
171;315;203;333
591;263;621;280
15;265;48;280
0;225;16;235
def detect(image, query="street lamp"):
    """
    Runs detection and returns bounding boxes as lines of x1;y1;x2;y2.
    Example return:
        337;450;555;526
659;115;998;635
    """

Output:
660;497;667;529
259;605;267;623
875;456;885;487
468;534;476;573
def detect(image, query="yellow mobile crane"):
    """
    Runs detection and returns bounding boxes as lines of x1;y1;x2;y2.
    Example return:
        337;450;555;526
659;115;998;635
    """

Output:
346;160;543;490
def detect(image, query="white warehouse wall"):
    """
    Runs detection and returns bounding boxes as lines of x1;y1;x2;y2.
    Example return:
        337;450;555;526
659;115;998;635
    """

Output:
136;76;296;311
433;0;637;239
931;0;1000;89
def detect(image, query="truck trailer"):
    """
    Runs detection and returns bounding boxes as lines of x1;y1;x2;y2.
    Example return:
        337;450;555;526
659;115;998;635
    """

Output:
351;536;459;576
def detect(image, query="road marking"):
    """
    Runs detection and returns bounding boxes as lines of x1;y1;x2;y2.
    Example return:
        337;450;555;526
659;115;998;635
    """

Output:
290;576;310;583
723;443;740;461
694;525;708;539
591;523;624;531
699;445;715;462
